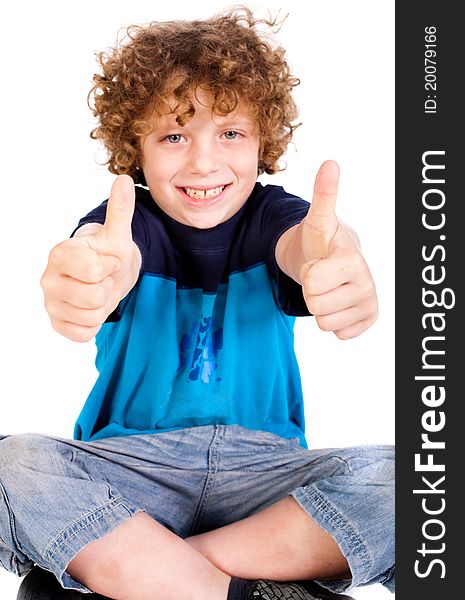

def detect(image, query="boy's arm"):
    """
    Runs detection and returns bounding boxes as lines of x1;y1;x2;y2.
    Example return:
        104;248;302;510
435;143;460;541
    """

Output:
275;161;378;340
41;175;141;342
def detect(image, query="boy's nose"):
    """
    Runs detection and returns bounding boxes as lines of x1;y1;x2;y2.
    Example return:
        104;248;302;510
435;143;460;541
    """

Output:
188;141;221;175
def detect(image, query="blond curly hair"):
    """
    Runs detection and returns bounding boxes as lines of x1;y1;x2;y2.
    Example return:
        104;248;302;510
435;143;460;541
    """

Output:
89;5;300;183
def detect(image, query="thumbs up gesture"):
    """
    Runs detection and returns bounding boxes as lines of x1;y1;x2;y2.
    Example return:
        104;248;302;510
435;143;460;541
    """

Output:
299;161;378;339
41;176;142;342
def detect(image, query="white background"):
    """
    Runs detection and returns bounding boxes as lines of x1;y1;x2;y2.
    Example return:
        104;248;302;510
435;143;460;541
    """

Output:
0;1;394;598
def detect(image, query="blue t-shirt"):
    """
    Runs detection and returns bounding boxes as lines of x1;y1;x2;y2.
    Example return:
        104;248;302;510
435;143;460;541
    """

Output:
73;182;311;447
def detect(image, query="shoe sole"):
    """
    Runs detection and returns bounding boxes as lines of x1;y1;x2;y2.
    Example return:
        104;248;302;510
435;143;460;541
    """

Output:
251;579;355;600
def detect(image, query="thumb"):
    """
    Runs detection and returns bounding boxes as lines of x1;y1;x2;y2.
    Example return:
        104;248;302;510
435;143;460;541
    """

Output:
102;175;136;242
302;160;340;261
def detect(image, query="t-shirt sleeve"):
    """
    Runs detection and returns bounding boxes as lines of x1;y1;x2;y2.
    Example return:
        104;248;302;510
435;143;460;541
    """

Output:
258;186;311;317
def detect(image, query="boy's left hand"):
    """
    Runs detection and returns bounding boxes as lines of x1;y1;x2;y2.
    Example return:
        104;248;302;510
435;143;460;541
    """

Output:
300;160;378;340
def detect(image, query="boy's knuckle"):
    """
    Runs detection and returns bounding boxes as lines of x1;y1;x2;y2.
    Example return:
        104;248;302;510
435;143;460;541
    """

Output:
73;330;93;343
305;294;320;315
41;275;60;300
316;315;332;331
303;294;312;313
360;281;377;304
49;240;70;264
302;272;314;295
52;318;73;338
305;280;318;297
94;307;108;325
335;328;352;340
351;250;365;268
40;272;50;292
342;248;360;267
46;302;58;319
67;324;98;343
48;242;62;259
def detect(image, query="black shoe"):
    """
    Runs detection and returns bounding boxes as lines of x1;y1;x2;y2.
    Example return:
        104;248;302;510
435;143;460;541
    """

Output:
17;567;111;600
247;579;355;600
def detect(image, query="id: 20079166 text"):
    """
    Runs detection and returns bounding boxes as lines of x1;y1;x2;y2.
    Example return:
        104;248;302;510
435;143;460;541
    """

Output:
424;26;438;114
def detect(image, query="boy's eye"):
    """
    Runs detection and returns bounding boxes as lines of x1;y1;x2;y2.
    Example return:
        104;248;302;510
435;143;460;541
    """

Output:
163;134;185;144
223;131;240;140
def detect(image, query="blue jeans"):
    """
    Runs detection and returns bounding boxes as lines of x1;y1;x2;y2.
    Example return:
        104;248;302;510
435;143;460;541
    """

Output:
0;426;394;594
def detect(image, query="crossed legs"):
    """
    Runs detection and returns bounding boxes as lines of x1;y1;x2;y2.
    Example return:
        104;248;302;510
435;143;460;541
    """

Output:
1;431;393;599
67;496;350;600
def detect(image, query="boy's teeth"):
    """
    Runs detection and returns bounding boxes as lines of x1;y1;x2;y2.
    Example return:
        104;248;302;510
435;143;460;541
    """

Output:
184;186;225;199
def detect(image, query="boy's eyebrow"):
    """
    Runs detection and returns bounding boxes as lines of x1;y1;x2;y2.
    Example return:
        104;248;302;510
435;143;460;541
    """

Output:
216;114;256;126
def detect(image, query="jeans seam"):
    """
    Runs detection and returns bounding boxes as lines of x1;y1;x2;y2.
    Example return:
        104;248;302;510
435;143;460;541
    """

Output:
188;425;224;535
0;481;25;559
44;495;137;563
292;485;372;587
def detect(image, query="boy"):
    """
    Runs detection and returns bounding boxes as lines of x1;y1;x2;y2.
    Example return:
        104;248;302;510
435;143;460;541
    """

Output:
0;7;394;600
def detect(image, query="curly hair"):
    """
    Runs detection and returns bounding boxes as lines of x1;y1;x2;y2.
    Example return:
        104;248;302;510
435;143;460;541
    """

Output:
89;5;300;183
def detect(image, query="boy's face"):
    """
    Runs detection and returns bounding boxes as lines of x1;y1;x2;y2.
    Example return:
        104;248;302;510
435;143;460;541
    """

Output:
140;90;260;229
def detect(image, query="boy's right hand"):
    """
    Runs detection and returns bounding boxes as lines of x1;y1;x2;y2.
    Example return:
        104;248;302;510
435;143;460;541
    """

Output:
41;175;142;342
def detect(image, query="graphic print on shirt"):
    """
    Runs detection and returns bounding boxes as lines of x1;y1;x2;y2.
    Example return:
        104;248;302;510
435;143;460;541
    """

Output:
177;287;226;385
179;314;223;383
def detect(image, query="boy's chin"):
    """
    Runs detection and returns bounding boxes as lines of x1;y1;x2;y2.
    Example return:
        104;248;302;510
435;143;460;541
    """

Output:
182;215;227;229
178;207;238;229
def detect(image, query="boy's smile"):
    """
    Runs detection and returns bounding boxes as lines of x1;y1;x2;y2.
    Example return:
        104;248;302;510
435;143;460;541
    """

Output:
140;91;260;229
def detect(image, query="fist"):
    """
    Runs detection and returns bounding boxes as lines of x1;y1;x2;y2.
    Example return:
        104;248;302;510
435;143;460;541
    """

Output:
300;161;378;340
41;175;141;342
